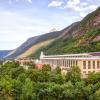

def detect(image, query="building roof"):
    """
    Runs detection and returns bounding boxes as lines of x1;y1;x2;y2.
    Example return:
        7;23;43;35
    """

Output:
90;52;100;56
41;52;100;60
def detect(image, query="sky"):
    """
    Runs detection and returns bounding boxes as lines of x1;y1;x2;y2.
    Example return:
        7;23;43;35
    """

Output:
0;0;100;50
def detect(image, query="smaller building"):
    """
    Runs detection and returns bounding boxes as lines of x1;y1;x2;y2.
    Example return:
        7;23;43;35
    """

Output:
3;60;13;65
15;57;35;70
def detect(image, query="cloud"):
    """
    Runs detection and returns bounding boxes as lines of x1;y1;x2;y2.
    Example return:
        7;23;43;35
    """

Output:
88;5;98;10
27;0;32;3
81;2;88;6
8;0;33;3
48;0;63;7
0;10;47;41
67;0;80;8
80;12;87;17
61;0;99;18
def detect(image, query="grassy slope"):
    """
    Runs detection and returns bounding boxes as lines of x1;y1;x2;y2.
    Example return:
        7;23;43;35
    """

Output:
18;39;56;58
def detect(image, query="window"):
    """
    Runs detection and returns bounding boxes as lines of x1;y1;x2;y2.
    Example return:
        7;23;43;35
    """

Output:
57;60;59;65
73;60;75;65
67;60;69;67
88;61;91;69
63;60;65;66
65;60;67;67
76;61;78;65
93;61;95;69
83;71;86;74
83;61;86;69
71;60;73;66
69;60;71;67
97;61;99;68
88;71;91;74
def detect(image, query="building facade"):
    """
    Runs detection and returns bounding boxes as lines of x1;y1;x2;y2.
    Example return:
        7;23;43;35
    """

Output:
15;57;35;70
40;52;100;76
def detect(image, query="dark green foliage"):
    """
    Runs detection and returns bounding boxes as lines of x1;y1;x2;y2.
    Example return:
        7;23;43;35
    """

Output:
0;62;100;100
42;64;51;72
86;72;100;84
66;66;81;83
11;67;25;79
54;66;61;75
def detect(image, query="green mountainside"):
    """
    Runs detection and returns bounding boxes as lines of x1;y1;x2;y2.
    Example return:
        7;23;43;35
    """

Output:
31;29;100;58
5;7;100;59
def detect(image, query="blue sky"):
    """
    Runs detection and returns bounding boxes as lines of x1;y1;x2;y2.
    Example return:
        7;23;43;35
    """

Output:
0;0;100;50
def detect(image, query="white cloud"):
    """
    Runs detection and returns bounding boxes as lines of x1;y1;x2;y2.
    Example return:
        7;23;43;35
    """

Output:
48;0;63;7
8;0;33;3
62;0;99;18
80;12;87;17
27;0;32;3
0;10;49;42
81;2;88;6
88;5;98;10
67;0;80;8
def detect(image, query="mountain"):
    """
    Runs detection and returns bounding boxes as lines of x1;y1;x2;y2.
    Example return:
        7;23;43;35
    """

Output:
6;7;100;59
0;50;12;59
5;31;62;59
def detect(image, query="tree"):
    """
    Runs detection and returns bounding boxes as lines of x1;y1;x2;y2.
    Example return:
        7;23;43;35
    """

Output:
42;64;51;72
54;66;61;75
17;73;27;83
86;72;100;84
0;75;13;100
50;73;64;84
22;78;33;100
12;79;22;100
28;69;50;82
0;61;19;76
11;67;26;79
61;81;74;100
66;66;81;83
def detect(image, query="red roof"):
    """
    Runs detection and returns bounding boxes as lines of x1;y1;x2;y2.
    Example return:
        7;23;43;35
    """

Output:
36;64;43;69
90;52;100;56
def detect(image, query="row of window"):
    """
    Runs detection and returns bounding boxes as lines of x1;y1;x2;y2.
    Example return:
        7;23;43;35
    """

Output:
83;70;100;74
42;60;100;69
42;59;78;67
83;61;100;69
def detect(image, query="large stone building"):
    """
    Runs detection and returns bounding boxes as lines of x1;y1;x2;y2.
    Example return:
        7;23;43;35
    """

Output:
40;52;100;76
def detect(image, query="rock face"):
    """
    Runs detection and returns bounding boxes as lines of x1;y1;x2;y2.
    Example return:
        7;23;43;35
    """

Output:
6;7;100;59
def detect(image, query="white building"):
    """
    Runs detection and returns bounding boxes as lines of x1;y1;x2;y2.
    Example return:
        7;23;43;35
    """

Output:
40;52;100;76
